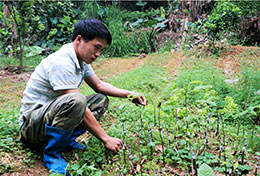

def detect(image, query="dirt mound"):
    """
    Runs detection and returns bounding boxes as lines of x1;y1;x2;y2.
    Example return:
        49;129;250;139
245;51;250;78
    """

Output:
165;51;186;76
216;45;246;76
0;66;31;82
92;57;145;80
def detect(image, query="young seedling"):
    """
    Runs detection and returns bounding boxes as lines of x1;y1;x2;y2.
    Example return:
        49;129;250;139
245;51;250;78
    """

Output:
219;136;223;165
223;135;227;176
241;138;247;165
228;157;233;176
155;169;158;176
119;165;123;176
221;115;227;175
237;117;240;136
204;130;209;149
197;117;201;133
128;145;135;175
148;123;153;160
138;150;143;176
255;156;259;176
157;102;165;166
167;127;171;148
151;99;157;126
139;106;144;130
122;123;127;165
172;129;179;156
190;144;197;176
175;109;180;131
216;115;221;136
235;169;239;176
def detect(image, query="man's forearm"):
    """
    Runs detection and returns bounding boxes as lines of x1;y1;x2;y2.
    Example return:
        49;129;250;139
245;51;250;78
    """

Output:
82;108;110;143
96;81;134;98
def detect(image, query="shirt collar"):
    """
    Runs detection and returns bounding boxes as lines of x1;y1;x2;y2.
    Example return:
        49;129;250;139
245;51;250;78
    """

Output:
68;43;82;72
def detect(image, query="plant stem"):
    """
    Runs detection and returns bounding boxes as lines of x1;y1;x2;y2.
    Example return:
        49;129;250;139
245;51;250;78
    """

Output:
152;100;157;126
237;117;240;136
119;165;123;176
241;138;247;165
228;157;233;176
122;123;126;165
221;115;227;175
172;129;179;156
139;151;143;176
158;102;165;166
255;156;259;176
140;106;144;130
216;115;221;136
176;109;180;131
155;169;158;176
128;145;135;175
148;123;153;160
167;127;171;147
219;136;223;165
190;144;197;176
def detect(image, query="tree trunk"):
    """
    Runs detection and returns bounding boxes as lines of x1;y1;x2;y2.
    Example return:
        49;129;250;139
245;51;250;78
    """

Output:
5;1;23;67
4;4;10;18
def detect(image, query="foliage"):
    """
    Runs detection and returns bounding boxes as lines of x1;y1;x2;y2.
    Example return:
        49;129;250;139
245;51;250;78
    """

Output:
82;2;163;57
0;0;81;64
198;163;214;176
232;0;260;17
3;1;38;66
204;1;241;46
32;0;81;49
0;7;13;56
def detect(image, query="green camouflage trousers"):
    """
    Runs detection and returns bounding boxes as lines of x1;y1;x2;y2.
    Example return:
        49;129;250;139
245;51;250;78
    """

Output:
20;93;109;148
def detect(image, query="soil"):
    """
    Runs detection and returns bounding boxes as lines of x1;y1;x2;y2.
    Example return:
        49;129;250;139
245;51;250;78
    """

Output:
0;45;258;175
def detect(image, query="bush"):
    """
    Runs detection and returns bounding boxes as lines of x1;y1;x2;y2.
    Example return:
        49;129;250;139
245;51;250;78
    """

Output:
204;1;241;45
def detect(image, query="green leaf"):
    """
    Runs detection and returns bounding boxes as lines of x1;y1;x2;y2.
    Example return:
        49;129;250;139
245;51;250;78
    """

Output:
95;171;102;176
146;20;154;27
196;100;216;107
198;163;215;176
233;161;239;170
238;165;252;171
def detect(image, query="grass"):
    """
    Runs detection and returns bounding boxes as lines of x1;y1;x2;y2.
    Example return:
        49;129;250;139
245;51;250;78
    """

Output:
0;45;260;175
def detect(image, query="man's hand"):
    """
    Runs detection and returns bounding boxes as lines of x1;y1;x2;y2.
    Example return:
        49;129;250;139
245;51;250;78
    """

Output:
130;95;147;106
104;136;125;153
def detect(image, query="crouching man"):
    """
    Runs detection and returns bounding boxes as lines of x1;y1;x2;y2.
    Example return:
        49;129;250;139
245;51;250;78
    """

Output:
19;18;146;175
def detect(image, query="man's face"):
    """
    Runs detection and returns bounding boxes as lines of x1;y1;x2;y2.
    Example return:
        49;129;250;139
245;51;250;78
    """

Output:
74;36;107;64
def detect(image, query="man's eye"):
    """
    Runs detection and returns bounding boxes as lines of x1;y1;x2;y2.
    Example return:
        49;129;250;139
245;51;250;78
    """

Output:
95;46;101;50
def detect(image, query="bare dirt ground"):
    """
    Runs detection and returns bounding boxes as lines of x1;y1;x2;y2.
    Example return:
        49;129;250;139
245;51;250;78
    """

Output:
0;45;259;175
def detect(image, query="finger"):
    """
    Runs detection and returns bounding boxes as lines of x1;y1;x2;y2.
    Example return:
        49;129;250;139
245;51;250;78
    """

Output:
139;96;146;105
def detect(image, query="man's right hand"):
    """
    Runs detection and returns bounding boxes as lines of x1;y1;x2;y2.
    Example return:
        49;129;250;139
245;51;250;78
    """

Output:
104;136;124;153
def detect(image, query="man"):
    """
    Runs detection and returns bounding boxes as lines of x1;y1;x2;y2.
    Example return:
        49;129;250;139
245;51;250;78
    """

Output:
19;19;146;175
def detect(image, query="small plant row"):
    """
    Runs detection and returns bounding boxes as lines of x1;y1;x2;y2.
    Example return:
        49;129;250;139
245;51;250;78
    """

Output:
109;105;258;175
100;80;260;176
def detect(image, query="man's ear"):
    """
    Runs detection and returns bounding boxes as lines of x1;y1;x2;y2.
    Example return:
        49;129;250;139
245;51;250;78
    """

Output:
75;35;82;42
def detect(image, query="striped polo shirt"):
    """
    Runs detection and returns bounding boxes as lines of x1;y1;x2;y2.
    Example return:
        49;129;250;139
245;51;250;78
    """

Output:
19;43;94;127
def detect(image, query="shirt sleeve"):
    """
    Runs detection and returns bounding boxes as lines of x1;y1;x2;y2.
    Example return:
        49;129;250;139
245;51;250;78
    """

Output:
83;62;94;78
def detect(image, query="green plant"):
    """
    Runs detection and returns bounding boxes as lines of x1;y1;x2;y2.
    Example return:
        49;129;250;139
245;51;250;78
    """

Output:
204;1;241;48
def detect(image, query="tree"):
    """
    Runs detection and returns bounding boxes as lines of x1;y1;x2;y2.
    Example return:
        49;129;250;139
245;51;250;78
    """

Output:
5;0;36;67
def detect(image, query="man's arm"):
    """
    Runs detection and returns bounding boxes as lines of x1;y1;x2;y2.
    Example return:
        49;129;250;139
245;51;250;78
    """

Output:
60;89;122;153
85;74;147;105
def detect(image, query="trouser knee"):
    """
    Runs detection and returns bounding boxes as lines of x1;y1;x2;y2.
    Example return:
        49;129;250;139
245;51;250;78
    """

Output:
52;93;87;130
86;93;109;121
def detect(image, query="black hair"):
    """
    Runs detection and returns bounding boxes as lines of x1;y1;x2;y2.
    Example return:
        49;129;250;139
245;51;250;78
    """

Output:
71;19;112;45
